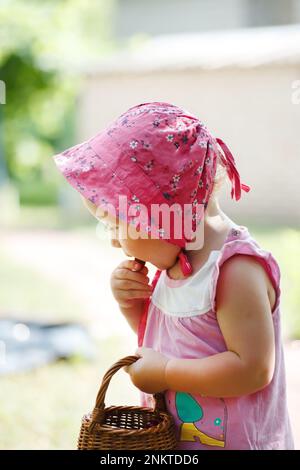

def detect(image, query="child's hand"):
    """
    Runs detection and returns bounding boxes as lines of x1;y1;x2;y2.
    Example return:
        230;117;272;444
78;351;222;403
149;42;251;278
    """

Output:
110;259;153;308
124;347;170;394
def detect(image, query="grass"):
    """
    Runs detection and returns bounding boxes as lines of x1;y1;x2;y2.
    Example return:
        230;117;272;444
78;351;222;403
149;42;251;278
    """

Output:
0;216;140;449
248;224;300;339
0;208;299;449
0;248;84;323
0;337;139;450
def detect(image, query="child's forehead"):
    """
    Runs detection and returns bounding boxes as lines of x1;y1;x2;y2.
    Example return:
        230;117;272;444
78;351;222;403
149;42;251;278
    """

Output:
82;197;118;224
96;207;120;225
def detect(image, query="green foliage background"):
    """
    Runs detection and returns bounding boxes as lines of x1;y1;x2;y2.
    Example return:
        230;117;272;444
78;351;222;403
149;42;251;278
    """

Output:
0;0;117;204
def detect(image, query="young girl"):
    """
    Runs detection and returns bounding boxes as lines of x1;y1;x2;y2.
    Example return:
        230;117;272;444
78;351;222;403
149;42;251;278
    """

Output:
53;101;294;450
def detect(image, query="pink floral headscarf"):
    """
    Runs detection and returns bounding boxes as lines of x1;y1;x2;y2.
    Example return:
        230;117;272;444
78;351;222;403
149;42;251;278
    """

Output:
53;101;250;275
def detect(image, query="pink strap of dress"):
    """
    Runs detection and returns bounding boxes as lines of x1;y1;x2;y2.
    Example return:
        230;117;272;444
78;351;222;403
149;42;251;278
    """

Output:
138;268;162;347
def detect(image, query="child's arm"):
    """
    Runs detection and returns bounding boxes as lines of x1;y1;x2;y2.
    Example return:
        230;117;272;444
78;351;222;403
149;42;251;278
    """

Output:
164;254;276;398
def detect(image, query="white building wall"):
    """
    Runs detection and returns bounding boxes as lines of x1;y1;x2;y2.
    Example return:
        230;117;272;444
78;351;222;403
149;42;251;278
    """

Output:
77;64;300;225
114;0;247;38
113;0;300;39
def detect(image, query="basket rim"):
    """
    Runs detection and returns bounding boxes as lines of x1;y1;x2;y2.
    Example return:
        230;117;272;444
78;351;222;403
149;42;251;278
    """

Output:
82;406;175;436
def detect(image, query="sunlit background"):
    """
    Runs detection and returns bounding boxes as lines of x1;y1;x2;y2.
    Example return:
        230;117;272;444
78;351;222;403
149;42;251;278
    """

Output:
0;0;300;449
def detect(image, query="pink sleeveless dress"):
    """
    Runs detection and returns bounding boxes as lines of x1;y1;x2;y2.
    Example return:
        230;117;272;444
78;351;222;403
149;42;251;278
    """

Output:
137;224;295;450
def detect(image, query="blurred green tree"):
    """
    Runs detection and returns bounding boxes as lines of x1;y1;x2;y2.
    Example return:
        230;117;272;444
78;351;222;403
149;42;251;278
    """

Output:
0;0;117;205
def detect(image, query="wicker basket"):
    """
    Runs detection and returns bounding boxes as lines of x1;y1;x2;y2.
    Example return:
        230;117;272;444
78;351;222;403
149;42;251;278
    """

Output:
78;355;178;450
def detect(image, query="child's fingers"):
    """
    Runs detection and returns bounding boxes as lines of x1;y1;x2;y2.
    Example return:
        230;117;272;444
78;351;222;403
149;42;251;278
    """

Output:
112;278;153;292
118;289;152;300
111;260;153;303
132;258;145;271
114;268;150;285
117;259;148;275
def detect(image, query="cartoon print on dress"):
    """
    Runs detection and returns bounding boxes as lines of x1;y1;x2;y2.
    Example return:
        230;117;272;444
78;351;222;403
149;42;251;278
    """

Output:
174;392;227;448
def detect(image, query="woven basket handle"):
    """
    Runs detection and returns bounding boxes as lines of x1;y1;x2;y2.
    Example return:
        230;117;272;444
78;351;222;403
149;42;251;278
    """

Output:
90;355;166;429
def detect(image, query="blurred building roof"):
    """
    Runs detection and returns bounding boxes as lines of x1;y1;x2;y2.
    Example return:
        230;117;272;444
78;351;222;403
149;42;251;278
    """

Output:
113;0;299;39
84;24;300;75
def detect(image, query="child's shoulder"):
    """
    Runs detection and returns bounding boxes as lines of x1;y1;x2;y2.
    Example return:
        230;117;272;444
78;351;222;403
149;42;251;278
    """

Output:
210;226;280;316
217;253;277;313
